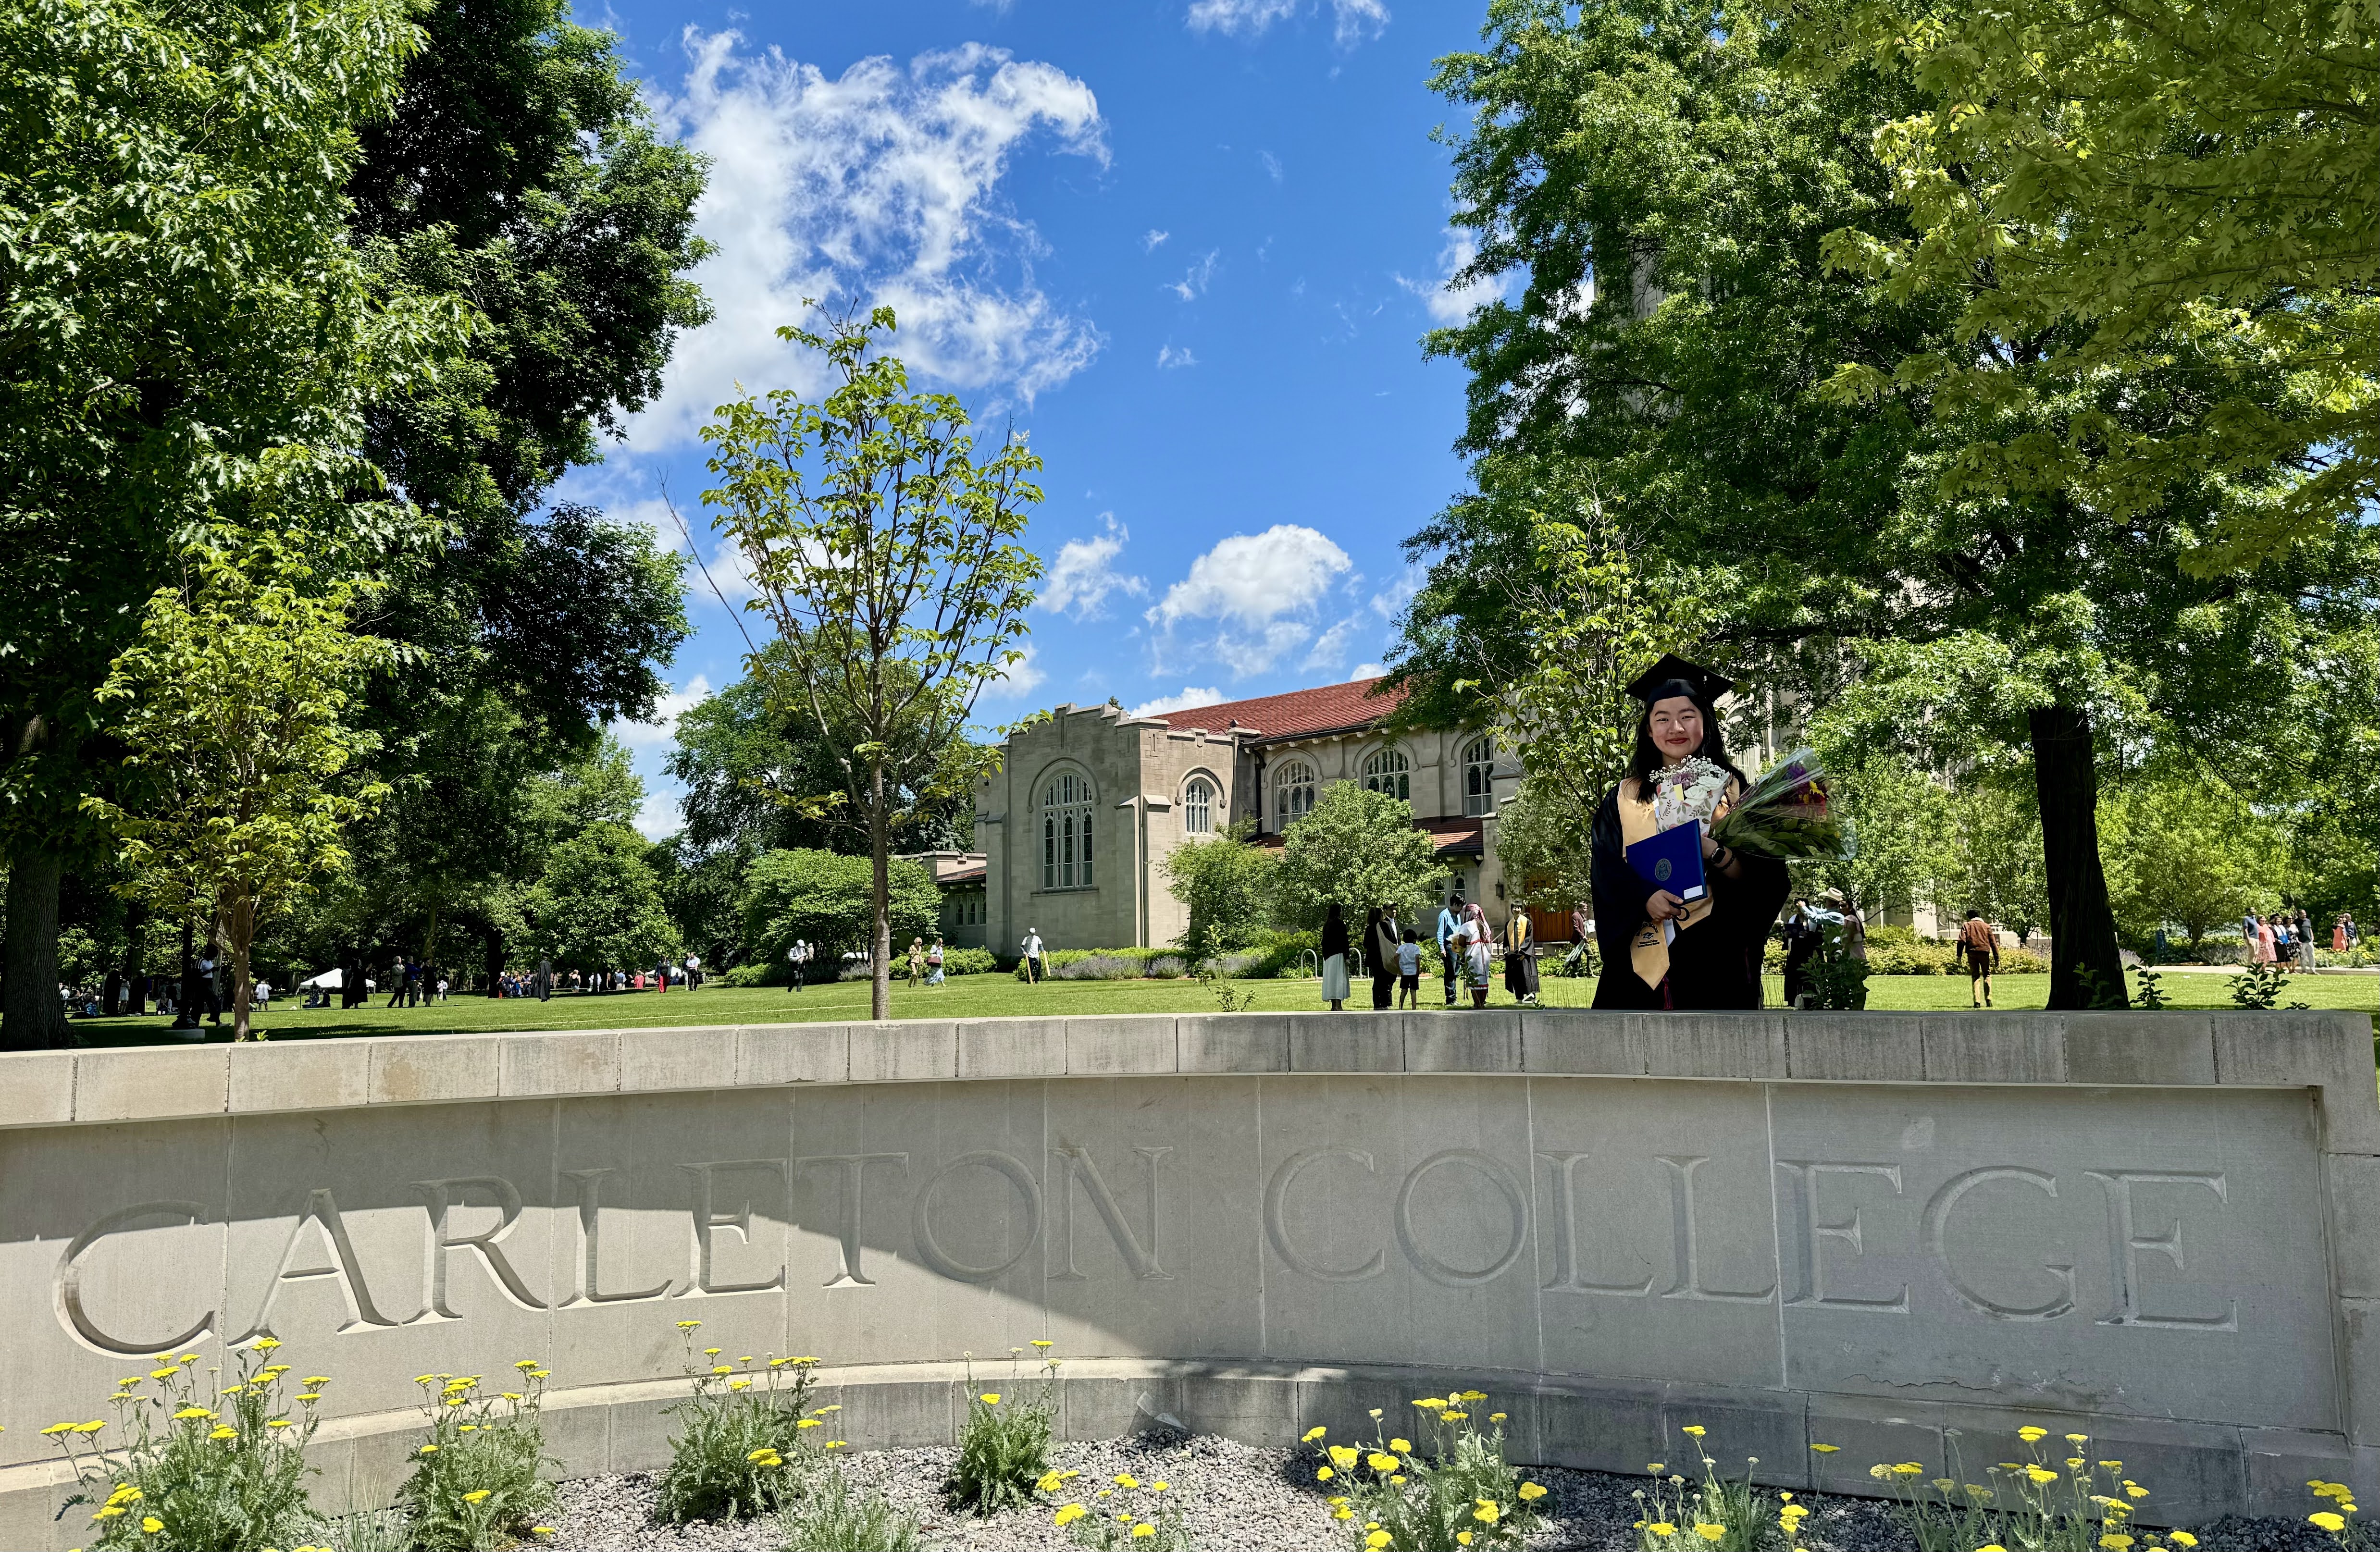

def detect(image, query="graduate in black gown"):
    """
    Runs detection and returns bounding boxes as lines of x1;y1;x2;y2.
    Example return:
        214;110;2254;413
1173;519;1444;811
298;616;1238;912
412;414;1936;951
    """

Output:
1589;656;1791;1010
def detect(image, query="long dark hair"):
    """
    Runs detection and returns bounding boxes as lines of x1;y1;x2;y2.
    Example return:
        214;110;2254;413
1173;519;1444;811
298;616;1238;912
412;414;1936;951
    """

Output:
1623;693;1747;794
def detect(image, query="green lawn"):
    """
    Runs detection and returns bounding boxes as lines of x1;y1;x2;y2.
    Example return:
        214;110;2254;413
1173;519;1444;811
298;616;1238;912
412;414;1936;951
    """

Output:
65;962;2376;1045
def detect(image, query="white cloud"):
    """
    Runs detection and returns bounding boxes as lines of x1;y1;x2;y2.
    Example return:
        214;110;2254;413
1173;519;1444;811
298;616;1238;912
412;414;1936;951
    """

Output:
1040;515;1146;618
1128;686;1225;718
616;674;713;751
1165;250;1220;302
1260;149;1283;183
1187;0;1388;45
1144;228;1171;250
1147;524;1354;677
982;643;1047;699
633;35;1108;450
1350;662;1385;680
635;789;685;840
1302;615;1363;671
1395;227;1511;325
1156;344;1199;370
1369;563;1423;621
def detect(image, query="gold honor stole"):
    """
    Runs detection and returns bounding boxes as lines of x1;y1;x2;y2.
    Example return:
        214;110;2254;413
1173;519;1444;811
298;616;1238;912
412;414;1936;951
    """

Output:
1620;776;1740;990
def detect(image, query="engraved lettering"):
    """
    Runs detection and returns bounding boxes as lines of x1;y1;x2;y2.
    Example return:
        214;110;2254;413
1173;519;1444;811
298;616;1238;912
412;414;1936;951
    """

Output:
1264;1148;1385;1283
1923;1167;2072;1321
2089;1170;2238;1330
1396;1150;1528;1287
241;1189;400;1337
1659;1155;1775;1303
1537;1153;1655;1295
409;1177;546;1321
911;1151;1042;1283
678;1160;789;1297
1776;1161;1908;1311
1049;1145;1172;1282
58;1202;215;1354
794;1153;909;1288
560;1168;673;1305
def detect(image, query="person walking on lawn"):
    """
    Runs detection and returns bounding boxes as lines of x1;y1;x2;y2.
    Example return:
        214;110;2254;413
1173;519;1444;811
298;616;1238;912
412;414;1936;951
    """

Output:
1959;911;2000;1008
1021;927;1046;984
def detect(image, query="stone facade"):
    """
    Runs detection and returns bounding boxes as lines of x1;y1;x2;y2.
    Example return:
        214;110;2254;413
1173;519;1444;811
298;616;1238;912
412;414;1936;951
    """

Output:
0;1009;2371;1543
974;677;1521;953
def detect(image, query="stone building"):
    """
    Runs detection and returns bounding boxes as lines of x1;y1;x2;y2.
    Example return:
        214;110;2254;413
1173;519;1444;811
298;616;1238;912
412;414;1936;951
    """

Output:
966;677;1523;953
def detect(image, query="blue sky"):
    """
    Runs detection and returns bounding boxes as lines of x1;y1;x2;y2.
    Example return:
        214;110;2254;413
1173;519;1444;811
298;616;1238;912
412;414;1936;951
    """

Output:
563;0;1506;835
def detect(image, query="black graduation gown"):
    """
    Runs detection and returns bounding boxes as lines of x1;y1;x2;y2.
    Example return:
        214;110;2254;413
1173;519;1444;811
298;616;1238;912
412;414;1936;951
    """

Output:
1587;787;1790;1010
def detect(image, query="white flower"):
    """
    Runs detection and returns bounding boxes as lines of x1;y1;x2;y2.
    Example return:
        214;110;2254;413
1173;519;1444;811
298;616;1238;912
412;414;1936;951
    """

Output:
1652;757;1728;831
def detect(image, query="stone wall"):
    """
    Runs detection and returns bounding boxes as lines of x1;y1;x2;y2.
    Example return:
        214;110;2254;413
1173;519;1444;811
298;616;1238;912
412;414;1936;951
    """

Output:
0;1010;2373;1544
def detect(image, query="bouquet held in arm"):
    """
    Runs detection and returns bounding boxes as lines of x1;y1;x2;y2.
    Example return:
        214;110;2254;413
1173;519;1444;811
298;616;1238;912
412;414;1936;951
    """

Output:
1707;748;1854;861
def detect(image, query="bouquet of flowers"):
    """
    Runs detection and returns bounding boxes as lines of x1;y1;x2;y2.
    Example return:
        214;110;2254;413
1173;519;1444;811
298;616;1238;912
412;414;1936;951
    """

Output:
1707;748;1855;860
1650;756;1732;833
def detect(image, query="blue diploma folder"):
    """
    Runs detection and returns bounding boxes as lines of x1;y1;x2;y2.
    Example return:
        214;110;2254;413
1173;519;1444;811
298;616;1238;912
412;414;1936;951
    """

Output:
1626;821;1707;902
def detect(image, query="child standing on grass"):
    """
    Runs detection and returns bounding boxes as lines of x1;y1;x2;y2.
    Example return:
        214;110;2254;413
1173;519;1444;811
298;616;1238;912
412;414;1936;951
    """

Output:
1396;928;1422;1010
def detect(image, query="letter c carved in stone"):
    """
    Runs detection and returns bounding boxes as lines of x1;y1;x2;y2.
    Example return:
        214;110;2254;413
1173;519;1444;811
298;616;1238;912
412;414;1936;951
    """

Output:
58;1201;216;1355
1264;1148;1385;1283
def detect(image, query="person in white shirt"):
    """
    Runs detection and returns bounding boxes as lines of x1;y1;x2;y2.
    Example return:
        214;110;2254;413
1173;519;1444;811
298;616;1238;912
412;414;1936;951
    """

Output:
1021;929;1045;984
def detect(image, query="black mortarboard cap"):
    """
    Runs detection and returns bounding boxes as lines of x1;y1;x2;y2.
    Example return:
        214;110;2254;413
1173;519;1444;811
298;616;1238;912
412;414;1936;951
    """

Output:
1625;653;1735;707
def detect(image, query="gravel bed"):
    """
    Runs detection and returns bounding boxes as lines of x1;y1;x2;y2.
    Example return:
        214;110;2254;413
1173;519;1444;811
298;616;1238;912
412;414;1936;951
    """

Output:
536;1432;2324;1552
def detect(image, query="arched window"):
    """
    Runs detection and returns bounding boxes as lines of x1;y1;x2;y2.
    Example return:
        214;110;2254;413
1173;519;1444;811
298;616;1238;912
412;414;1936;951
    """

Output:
1463;735;1496;817
1183;776;1216;836
1276;761;1317;826
1041;772;1095;889
1362;748;1411;802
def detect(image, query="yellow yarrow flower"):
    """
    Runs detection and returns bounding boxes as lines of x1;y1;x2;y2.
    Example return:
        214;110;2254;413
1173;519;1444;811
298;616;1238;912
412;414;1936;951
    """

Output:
463;1490;491;1504
1519;1482;1547;1501
1367;1452;1400;1473
143;1516;164;1533
1131;1526;1154;1540
2018;1427;2048;1442
1115;1474;1140;1489
1682;1425;1706;1438
1054;1504;1087;1527
1696;1526;1725;1543
1365;1533;1390;1550
2171;1536;2198;1548
980;1393;1002;1405
1390;1438;1412;1453
2313;1512;2349;1532
1303;1426;1327;1442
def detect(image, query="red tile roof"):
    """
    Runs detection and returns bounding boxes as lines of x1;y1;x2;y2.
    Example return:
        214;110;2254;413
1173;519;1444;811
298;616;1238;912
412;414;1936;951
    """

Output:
1252;816;1482;856
1148;676;1404;741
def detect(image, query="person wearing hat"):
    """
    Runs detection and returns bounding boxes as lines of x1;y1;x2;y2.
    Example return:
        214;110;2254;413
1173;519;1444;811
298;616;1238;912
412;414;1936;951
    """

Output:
1587;655;1791;1009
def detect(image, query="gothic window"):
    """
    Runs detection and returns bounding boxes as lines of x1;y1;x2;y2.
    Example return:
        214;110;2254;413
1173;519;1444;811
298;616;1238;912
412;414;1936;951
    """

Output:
1277;761;1317;826
1362;748;1411;802
1463;735;1496;817
1041;771;1094;889
1183;776;1216;836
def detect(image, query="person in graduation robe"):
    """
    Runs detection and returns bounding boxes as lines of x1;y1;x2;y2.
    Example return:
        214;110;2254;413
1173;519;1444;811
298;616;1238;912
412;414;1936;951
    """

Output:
1589;655;1792;1010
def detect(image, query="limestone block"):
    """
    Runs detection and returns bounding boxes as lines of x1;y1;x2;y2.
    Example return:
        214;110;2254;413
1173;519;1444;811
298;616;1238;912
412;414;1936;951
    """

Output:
1041;1078;1264;1362
2243;1427;2354;1519
1644;1013;1787;1080
230;1039;369;1114
1531;1079;1783;1391
740;1023;849;1086
847;1021;956;1084
1057;1373;1155;1440
541;1389;613;1478
1919;1014;2066;1085
2331;1153;2380;1300
1521;1011;1649;1076
2063;1012;2217;1086
499;1030;619;1097
2345;1296;2380;1445
819;1378;957;1449
1405;1009;1521;1073
2216;1011;2380;1155
1800;1394;1946;1497
1065;1015;1177;1075
599;1388;683;1474
0;1459;78;1552
1946;1410;2243;1527
1785;1017;1923;1083
1177;1014;1288;1074
618;1025;738;1093
1537;1383;1664;1474
1771;1084;2335;1434
1659;1383;1810;1488
0;1051;73;1127
74;1045;229;1122
957;1018;1064;1079
1176;1369;1301;1446
338;1414;425;1511
370;1034;500;1106
1289;1011;1402;1073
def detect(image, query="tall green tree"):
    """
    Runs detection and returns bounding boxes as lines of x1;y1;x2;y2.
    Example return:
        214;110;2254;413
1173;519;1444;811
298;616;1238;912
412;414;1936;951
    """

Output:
1160;823;1277;958
1939;777;2049;944
701;307;1042;1020
83;532;392;1037
0;0;458;1046
1272;783;1447;931
526;825;679;977
739;849;939;973
2100;773;2277;957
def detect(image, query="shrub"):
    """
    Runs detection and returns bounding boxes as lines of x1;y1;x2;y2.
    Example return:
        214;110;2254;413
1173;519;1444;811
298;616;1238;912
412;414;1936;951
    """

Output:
656;1320;824;1523
1630;1424;1778;1551
942;946;999;976
1053;952;1145;981
781;1468;922;1551
48;1339;327;1552
392;1365;559;1551
1302;1390;1548;1551
2000;946;2049;973
1863;925;1958;976
947;1346;1061;1516
1048;1472;1190;1549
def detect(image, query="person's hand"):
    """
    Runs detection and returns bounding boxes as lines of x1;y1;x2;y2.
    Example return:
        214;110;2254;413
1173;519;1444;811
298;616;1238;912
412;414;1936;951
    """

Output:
1646;889;1687;922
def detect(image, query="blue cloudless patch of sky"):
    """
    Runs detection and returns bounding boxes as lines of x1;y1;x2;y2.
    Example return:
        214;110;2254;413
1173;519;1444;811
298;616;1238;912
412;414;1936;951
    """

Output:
568;0;1501;835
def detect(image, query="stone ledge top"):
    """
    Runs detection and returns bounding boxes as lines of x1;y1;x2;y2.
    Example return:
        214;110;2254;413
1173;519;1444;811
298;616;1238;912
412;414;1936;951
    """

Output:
2;1009;2370;1141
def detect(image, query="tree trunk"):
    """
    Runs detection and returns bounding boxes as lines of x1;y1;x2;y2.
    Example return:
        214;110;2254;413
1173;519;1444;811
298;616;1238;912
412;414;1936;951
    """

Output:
175;917;202;1027
2029;702;2128;1009
870;758;892;1021
482;922;505;997
121;900;147;1014
1;844;73;1049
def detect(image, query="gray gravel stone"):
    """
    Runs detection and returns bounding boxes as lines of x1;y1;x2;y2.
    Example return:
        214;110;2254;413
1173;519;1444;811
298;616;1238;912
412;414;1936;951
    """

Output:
532;1433;2320;1551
